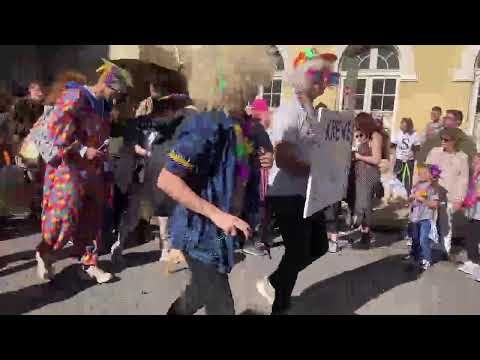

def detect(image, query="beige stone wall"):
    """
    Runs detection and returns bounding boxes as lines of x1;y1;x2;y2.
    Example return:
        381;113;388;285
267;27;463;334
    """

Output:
109;45;140;61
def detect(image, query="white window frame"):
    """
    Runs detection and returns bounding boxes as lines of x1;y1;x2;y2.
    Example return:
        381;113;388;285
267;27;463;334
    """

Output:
337;47;401;133
255;45;286;110
258;72;284;109
468;64;480;144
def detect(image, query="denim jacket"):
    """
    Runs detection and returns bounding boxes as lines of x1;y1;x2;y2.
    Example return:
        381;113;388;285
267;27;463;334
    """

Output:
166;111;259;273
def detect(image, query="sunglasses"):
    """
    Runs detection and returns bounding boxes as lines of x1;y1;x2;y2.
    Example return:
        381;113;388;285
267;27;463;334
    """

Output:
354;133;365;139
440;137;453;142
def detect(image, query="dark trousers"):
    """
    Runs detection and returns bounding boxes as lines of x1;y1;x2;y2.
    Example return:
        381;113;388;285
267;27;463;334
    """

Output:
267;196;328;314
394;159;415;196
465;219;480;263
167;256;235;315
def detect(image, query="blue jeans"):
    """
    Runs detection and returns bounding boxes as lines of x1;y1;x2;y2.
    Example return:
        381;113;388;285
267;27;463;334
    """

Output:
410;220;432;263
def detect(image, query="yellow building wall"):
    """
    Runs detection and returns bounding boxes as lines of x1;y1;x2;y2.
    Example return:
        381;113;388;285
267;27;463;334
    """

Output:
279;45;474;134
109;45;140;61
397;45;471;133
108;45;475;134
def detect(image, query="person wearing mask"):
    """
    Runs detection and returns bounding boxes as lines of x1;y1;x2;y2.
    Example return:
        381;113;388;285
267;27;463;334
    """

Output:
422;106;443;142
35;59;132;283
425;127;469;259
391;117;420;196
256;48;339;314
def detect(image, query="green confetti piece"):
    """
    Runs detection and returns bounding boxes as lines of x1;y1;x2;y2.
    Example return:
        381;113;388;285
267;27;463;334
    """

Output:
305;47;316;59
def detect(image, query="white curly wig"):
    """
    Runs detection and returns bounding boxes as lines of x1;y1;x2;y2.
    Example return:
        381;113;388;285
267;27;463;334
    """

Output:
176;45;276;112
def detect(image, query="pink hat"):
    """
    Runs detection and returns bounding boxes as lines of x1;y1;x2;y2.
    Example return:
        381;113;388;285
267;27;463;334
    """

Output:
251;99;269;112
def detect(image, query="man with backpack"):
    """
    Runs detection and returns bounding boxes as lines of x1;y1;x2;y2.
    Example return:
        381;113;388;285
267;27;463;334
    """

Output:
34;60;133;284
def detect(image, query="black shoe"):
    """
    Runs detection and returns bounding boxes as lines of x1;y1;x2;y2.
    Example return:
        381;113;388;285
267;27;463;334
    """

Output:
360;232;371;244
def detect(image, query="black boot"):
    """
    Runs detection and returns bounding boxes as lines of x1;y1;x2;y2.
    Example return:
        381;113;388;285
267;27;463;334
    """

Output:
360;232;371;248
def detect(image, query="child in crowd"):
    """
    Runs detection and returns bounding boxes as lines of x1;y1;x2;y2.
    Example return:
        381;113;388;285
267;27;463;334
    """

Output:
458;153;480;279
403;164;441;270
392;117;420;196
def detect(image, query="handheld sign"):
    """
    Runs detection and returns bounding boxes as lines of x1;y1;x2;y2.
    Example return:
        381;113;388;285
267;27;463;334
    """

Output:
303;109;354;219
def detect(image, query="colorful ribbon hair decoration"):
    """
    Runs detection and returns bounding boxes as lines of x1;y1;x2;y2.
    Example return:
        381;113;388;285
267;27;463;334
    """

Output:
293;48;340;87
96;58;133;93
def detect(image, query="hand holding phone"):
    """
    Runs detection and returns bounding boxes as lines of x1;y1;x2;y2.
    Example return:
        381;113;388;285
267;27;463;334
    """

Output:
98;138;111;152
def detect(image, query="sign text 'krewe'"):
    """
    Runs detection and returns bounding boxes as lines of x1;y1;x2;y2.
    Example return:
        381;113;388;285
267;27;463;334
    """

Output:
303;109;354;218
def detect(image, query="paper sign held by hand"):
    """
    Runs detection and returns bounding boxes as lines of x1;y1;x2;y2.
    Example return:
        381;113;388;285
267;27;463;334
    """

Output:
303;109;355;219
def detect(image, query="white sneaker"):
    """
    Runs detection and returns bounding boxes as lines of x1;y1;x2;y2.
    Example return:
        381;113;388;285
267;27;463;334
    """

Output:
328;240;338;253
159;249;169;262
472;266;480;282
256;277;275;305
421;259;431;270
80;266;113;284
458;261;476;275
35;251;55;281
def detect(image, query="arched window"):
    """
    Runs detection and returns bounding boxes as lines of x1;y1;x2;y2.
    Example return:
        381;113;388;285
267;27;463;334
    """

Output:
258;45;284;108
338;46;400;130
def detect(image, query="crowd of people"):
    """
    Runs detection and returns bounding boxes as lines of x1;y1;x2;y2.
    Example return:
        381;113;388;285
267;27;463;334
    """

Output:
0;46;480;315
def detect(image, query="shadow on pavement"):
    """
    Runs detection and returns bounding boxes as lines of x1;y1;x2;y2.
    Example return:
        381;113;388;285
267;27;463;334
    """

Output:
0;260;36;278
285;254;420;315
0;249;35;263
0;216;40;242
0;246;77;279
124;250;161;269
349;230;403;250
0;262;120;315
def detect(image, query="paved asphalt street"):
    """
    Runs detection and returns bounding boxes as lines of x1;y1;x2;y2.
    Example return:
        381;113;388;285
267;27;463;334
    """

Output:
1;214;480;315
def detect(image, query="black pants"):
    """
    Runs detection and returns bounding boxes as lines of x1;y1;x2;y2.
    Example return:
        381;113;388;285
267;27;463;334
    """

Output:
267;196;328;314
465;219;480;263
323;202;340;233
394;159;415;196
167;256;235;315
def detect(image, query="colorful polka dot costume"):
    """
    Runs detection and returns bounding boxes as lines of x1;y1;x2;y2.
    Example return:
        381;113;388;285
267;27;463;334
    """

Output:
40;83;111;266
